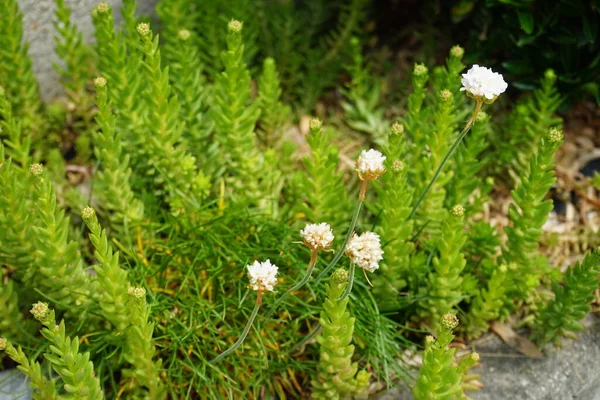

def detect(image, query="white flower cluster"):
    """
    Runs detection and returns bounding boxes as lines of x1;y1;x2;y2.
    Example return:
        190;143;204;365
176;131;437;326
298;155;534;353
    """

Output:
460;65;507;101
247;260;278;292
345;231;383;273
356;149;386;181
300;223;334;251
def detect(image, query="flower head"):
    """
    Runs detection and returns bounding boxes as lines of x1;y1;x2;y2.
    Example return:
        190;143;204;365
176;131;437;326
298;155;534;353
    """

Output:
96;2;109;13
247;260;278;292
450;45;464;59
178;29;191;41
345;231;383;273
392;160;404;172
331;268;349;285
471;352;480;362
94;76;106;88
29;163;43;176
127;286;146;299
356;149;386;181
309;117;322;131
548;128;563;143
460;65;507;102
300;222;334;251
391;122;404;135
441;313;459;330
30;302;49;321
451;204;464;217
414;63;428;76
137;23;151;36
228;20;242;33
439;89;453;102
82;206;95;220
0;337;7;351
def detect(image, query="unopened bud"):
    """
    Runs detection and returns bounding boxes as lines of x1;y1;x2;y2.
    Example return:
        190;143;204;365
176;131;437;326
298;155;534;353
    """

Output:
228;20;242;33
441;313;459;330
178;29;191;41
94;76;106;88
30;302;49;321
29;163;43;176
451;205;464;217
309;118;322;131
82;207;95;220
128;286;146;299
391;122;404;135
450;45;464;59
414;64;428;76
392;160;404;172
548;128;563;143
137;23;151;36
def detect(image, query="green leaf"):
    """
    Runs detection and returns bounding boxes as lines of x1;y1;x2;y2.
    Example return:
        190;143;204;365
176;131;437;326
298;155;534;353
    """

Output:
582;13;598;44
517;9;534;34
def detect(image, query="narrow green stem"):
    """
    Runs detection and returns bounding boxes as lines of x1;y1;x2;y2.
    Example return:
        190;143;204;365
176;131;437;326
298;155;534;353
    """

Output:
339;263;356;301
267;251;318;318
314;197;364;283
210;294;262;364
408;99;483;220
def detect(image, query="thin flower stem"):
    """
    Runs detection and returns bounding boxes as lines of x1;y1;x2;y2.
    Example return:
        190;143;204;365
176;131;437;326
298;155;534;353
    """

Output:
314;197;364;283
339;263;356;301
408;99;483;220
210;293;262;364
267;250;318;318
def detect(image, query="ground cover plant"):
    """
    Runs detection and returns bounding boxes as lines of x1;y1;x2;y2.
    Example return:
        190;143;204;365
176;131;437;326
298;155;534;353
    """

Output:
0;0;599;399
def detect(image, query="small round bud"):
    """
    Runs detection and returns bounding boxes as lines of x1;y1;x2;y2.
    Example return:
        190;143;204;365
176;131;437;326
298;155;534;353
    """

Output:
94;76;106;88
228;20;242;33
136;23;151;36
475;111;488;122
30;302;49;321
29;163;43;176
471;352;480;361
441;313;459;330
498;264;508;273
450;45;464;59
331;268;350;285
309;118;322;131
82;207;95;220
128;286;146;299
544;69;556;83
391;122;404;135
0;337;7;351
414;64;428;76
451;205;464;217
439;89;453;102
548;128;563;143
178;29;191;41
425;335;435;344
392;160;405;173
96;2;109;13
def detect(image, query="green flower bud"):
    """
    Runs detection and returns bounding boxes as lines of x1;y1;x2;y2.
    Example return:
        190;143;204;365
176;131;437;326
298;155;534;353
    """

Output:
451;205;464;217
31;302;49;321
29;163;43;176
414;63;428;76
441;313;459;330
548;127;563;143
331;268;349;285
136;23;151;36
391;122;404;135
228;20;242;33
0;337;7;351
82;207;95;220
309;118;322;131
178;29;191;41
450;45;464;59
94;76;106;88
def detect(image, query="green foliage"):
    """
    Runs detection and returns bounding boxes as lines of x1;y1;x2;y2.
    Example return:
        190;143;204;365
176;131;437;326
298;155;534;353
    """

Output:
418;208;468;328
531;251;600;347
311;268;370;399
257;57;290;146
0;338;59;400
502;130;563;304
0;280;22;341
374;124;414;304
296;119;351;230
0;0;43;135
92;78;144;234
32;304;104;399
341;37;387;145
413;314;478;400
463;264;508;339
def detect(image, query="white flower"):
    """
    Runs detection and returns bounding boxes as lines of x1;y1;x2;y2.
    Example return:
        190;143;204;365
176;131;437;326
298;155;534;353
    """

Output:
300;222;334;251
345;231;383;273
356;149;386;181
247;260;278;292
460;65;507;101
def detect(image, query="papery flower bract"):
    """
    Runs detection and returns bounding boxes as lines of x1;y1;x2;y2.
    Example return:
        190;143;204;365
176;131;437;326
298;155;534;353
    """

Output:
247;260;278;292
460;65;507;102
345;231;383;273
301;222;334;251
356;149;386;181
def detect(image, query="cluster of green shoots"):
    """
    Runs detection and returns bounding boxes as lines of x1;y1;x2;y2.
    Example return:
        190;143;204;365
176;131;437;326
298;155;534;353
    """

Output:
0;0;598;398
